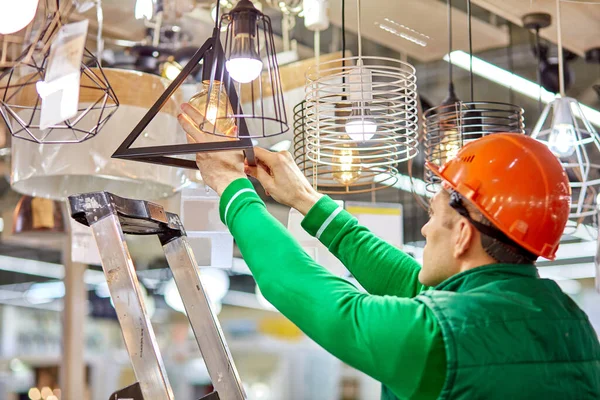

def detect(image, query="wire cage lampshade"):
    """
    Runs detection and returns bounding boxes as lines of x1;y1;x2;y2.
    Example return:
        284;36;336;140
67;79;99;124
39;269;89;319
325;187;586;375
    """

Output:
0;49;119;143
423;101;525;192
294;100;399;194
530;96;600;219
199;0;288;139
112;0;287;169
302;56;419;194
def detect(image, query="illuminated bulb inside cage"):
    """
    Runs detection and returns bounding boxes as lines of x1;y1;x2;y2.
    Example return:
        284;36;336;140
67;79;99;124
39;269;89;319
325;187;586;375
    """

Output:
332;140;362;185
0;0;39;34
438;131;461;164
548;123;576;157
547;98;577;158
188;81;236;136
345;105;377;141
226;0;264;83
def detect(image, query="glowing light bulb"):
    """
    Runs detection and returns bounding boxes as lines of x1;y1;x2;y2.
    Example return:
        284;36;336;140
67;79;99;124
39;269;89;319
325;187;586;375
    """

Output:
345;104;377;141
548;123;577;158
134;0;154;20
0;0;39;34
225;0;263;83
332;140;362;185
160;59;182;81
188;81;236;136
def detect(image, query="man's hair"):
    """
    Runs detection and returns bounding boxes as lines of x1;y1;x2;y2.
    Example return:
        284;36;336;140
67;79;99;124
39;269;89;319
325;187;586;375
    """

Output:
461;197;537;265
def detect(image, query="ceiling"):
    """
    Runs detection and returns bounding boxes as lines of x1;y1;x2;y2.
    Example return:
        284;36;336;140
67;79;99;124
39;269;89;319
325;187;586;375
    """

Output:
472;0;600;56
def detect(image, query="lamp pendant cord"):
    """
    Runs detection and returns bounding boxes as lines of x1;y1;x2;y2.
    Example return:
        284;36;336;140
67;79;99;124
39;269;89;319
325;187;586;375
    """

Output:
556;0;565;96
467;0;474;102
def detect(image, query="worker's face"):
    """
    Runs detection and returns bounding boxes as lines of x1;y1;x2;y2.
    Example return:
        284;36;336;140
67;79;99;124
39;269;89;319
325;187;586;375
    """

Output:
419;190;462;286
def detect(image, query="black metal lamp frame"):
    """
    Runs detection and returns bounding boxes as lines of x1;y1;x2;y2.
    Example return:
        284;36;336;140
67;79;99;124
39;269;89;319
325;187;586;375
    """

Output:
112;26;256;168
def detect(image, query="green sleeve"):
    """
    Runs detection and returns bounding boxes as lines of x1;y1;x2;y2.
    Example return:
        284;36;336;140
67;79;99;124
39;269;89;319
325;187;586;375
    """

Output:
302;196;426;298
220;179;445;400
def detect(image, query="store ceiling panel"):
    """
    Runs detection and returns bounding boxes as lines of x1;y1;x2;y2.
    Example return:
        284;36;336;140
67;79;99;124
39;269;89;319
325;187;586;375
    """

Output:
328;0;510;62
473;0;600;56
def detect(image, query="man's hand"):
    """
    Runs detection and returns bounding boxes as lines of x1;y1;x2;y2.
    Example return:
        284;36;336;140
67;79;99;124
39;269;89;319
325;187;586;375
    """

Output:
178;103;246;196
245;147;323;215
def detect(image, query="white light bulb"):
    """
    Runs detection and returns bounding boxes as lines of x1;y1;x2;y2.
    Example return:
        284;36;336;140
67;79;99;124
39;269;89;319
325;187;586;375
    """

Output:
0;0;39;34
548;123;576;158
134;0;154;20
345;119;377;141
226;58;263;83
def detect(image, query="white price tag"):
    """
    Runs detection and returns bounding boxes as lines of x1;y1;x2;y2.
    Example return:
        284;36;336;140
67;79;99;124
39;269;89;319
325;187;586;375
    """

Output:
38;19;89;130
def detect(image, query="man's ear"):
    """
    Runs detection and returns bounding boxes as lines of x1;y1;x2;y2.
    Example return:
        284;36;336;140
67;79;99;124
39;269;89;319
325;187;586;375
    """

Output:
453;218;476;258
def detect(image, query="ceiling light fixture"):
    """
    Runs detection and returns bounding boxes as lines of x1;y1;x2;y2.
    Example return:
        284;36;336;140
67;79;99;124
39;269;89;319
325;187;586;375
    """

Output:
113;0;288;169
530;0;600;220
443;51;600;127
301;0;419;194
423;0;524;193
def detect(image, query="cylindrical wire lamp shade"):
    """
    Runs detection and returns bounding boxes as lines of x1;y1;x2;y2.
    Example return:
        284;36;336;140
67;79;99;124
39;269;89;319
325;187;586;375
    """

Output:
198;0;288;138
423;101;525;193
302;56;419;193
294;101;399;194
11;69;188;200
530;97;600;219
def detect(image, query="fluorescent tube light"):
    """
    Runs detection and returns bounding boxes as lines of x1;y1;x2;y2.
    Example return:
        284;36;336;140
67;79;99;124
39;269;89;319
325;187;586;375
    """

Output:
444;50;600;127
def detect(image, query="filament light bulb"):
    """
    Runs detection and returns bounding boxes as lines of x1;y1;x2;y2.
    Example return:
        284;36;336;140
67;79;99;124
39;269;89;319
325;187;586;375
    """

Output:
188;81;236;136
332;140;362;185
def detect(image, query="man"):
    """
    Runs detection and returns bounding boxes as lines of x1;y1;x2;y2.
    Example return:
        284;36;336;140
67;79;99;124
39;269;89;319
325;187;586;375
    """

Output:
178;103;600;399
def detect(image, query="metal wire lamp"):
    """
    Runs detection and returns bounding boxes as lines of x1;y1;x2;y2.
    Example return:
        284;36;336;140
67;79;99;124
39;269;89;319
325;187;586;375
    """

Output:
294;100;401;194
302;0;419;194
423;0;525;193
530;1;600;220
113;0;287;168
0;49;119;143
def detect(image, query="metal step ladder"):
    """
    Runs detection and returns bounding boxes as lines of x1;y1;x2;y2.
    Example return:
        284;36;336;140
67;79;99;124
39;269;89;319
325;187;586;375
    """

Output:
68;192;247;400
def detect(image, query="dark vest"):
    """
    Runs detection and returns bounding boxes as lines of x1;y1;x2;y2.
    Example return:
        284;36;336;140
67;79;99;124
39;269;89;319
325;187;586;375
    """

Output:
411;264;600;399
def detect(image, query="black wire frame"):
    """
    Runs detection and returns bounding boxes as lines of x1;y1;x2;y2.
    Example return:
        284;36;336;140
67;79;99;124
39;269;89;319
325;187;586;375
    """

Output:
0;48;119;144
112;28;256;169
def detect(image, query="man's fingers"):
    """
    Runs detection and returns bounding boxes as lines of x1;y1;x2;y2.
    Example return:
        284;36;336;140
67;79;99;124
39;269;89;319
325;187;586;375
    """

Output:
179;113;205;143
181;103;206;125
253;147;281;168
251;162;275;193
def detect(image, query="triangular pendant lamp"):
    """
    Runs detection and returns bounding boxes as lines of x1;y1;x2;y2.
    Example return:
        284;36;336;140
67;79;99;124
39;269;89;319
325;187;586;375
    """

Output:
423;0;524;194
112;0;288;168
530;0;600;220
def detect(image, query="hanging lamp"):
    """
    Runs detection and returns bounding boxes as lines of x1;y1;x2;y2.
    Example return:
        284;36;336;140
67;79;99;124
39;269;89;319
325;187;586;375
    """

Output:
9;2;186;200
423;0;525;194
302;0;419;194
113;0;288;169
530;0;600;220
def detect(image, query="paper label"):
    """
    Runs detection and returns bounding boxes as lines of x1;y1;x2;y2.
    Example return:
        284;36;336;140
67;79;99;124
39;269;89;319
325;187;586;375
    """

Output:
39;19;89;130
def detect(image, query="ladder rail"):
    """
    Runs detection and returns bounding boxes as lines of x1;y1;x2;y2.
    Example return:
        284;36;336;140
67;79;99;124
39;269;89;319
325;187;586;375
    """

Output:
69;191;247;400
164;237;246;399
91;214;174;400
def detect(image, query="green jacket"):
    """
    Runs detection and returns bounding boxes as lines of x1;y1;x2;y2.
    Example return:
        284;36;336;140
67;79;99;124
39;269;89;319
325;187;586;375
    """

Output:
220;179;600;399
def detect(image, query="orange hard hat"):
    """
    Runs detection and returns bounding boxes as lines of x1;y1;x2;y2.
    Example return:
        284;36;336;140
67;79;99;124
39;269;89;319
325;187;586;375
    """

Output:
426;133;571;260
